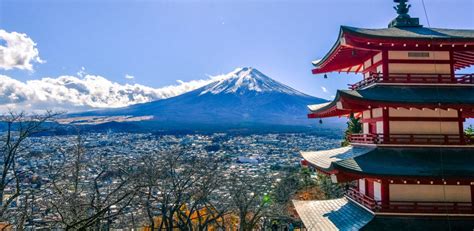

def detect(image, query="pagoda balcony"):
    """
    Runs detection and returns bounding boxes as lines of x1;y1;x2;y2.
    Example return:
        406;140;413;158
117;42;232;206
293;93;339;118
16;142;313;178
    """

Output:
349;133;473;146
349;73;474;90
345;187;474;215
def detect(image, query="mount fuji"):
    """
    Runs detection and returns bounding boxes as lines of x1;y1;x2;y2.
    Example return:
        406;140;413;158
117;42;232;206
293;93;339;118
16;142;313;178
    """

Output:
70;68;329;130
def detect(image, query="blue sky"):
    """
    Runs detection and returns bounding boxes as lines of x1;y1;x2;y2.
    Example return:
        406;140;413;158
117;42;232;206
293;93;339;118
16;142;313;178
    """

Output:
0;0;473;110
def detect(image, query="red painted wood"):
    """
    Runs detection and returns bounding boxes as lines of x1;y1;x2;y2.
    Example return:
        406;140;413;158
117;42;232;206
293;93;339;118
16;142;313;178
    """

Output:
349;73;474;90
381;180;390;206
450;50;455;80
346;187;473;214
471;185;474;204
366;179;375;199
382;50;389;81
369;122;377;134
382;107;390;143
459;110;465;144
311;29;474;75
350;133;469;145
342;32;474;51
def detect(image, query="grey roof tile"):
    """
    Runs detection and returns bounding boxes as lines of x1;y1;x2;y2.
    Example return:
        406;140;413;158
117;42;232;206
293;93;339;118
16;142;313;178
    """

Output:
293;198;374;231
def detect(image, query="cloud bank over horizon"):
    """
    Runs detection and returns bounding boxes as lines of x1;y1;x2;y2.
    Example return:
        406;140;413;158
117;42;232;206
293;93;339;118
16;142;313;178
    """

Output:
0;73;224;112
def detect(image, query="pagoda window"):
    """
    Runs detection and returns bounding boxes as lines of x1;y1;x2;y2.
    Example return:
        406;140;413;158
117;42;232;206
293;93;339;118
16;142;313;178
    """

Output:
373;52;382;64
358;178;366;195
372;108;383;118
389;184;472;203
374;181;382;202
363;53;384;79
376;121;384;134
364;58;372;70
375;65;383;74
362;110;372;119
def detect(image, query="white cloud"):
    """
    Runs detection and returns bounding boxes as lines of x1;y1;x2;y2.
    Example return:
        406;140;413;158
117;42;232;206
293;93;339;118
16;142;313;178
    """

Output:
0;73;222;112
0;29;44;71
77;66;87;77
321;86;328;93
125;74;135;80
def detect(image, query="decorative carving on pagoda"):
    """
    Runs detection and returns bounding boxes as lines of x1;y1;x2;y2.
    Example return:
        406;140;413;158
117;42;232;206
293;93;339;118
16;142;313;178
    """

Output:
388;0;422;28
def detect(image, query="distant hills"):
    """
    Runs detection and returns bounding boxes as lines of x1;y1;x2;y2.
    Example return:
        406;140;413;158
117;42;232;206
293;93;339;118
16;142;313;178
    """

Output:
67;67;340;132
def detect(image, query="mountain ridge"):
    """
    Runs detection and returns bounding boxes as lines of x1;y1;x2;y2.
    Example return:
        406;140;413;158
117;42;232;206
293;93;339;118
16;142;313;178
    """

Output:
69;68;329;128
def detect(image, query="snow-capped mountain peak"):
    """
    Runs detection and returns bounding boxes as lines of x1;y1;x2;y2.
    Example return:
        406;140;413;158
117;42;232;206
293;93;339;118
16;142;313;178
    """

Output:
199;67;307;96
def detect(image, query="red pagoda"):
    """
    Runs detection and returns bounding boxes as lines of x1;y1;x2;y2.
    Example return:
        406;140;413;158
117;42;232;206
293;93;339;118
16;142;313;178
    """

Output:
293;0;474;230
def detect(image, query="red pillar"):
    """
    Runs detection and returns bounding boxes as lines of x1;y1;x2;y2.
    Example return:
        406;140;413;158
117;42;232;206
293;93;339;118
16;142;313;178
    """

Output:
459;110;465;144
383;107;390;143
449;50;455;81
381;180;390;209
471;185;474;212
382;50;389;81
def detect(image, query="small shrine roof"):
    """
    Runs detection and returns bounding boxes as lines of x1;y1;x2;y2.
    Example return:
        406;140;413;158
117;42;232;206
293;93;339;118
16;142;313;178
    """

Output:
293;198;374;231
308;85;474;118
303;146;474;178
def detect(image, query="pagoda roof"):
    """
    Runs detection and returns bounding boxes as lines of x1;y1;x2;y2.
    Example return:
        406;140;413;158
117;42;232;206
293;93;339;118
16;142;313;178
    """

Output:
293;198;374;231
294;198;474;230
312;26;474;74
342;26;474;41
362;216;474;231
308;85;474;118
303;146;474;179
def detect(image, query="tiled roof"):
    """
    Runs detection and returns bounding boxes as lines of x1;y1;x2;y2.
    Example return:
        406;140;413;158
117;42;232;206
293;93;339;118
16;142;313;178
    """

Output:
308;102;331;112
303;146;474;178
342;26;474;40
301;146;374;171
293;198;374;231
362;216;474;231
309;85;474;115
335;147;474;178
339;85;474;105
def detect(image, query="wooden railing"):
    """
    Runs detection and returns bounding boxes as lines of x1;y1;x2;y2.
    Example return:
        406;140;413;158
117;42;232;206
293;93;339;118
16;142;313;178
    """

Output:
349;133;472;145
349;73;474;90
345;187;474;214
345;187;378;210
379;201;474;214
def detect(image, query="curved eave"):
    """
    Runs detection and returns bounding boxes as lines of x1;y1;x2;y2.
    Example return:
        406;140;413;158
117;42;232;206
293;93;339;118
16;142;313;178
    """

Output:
311;26;474;75
341;25;474;43
309;86;474;119
331;147;474;179
300;146;375;174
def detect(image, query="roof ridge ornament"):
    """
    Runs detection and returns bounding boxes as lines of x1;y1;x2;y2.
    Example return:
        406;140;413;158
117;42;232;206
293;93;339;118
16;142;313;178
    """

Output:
388;0;422;28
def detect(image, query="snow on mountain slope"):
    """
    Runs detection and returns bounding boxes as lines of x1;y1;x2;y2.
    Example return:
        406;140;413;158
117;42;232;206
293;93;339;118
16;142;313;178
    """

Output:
200;67;308;96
